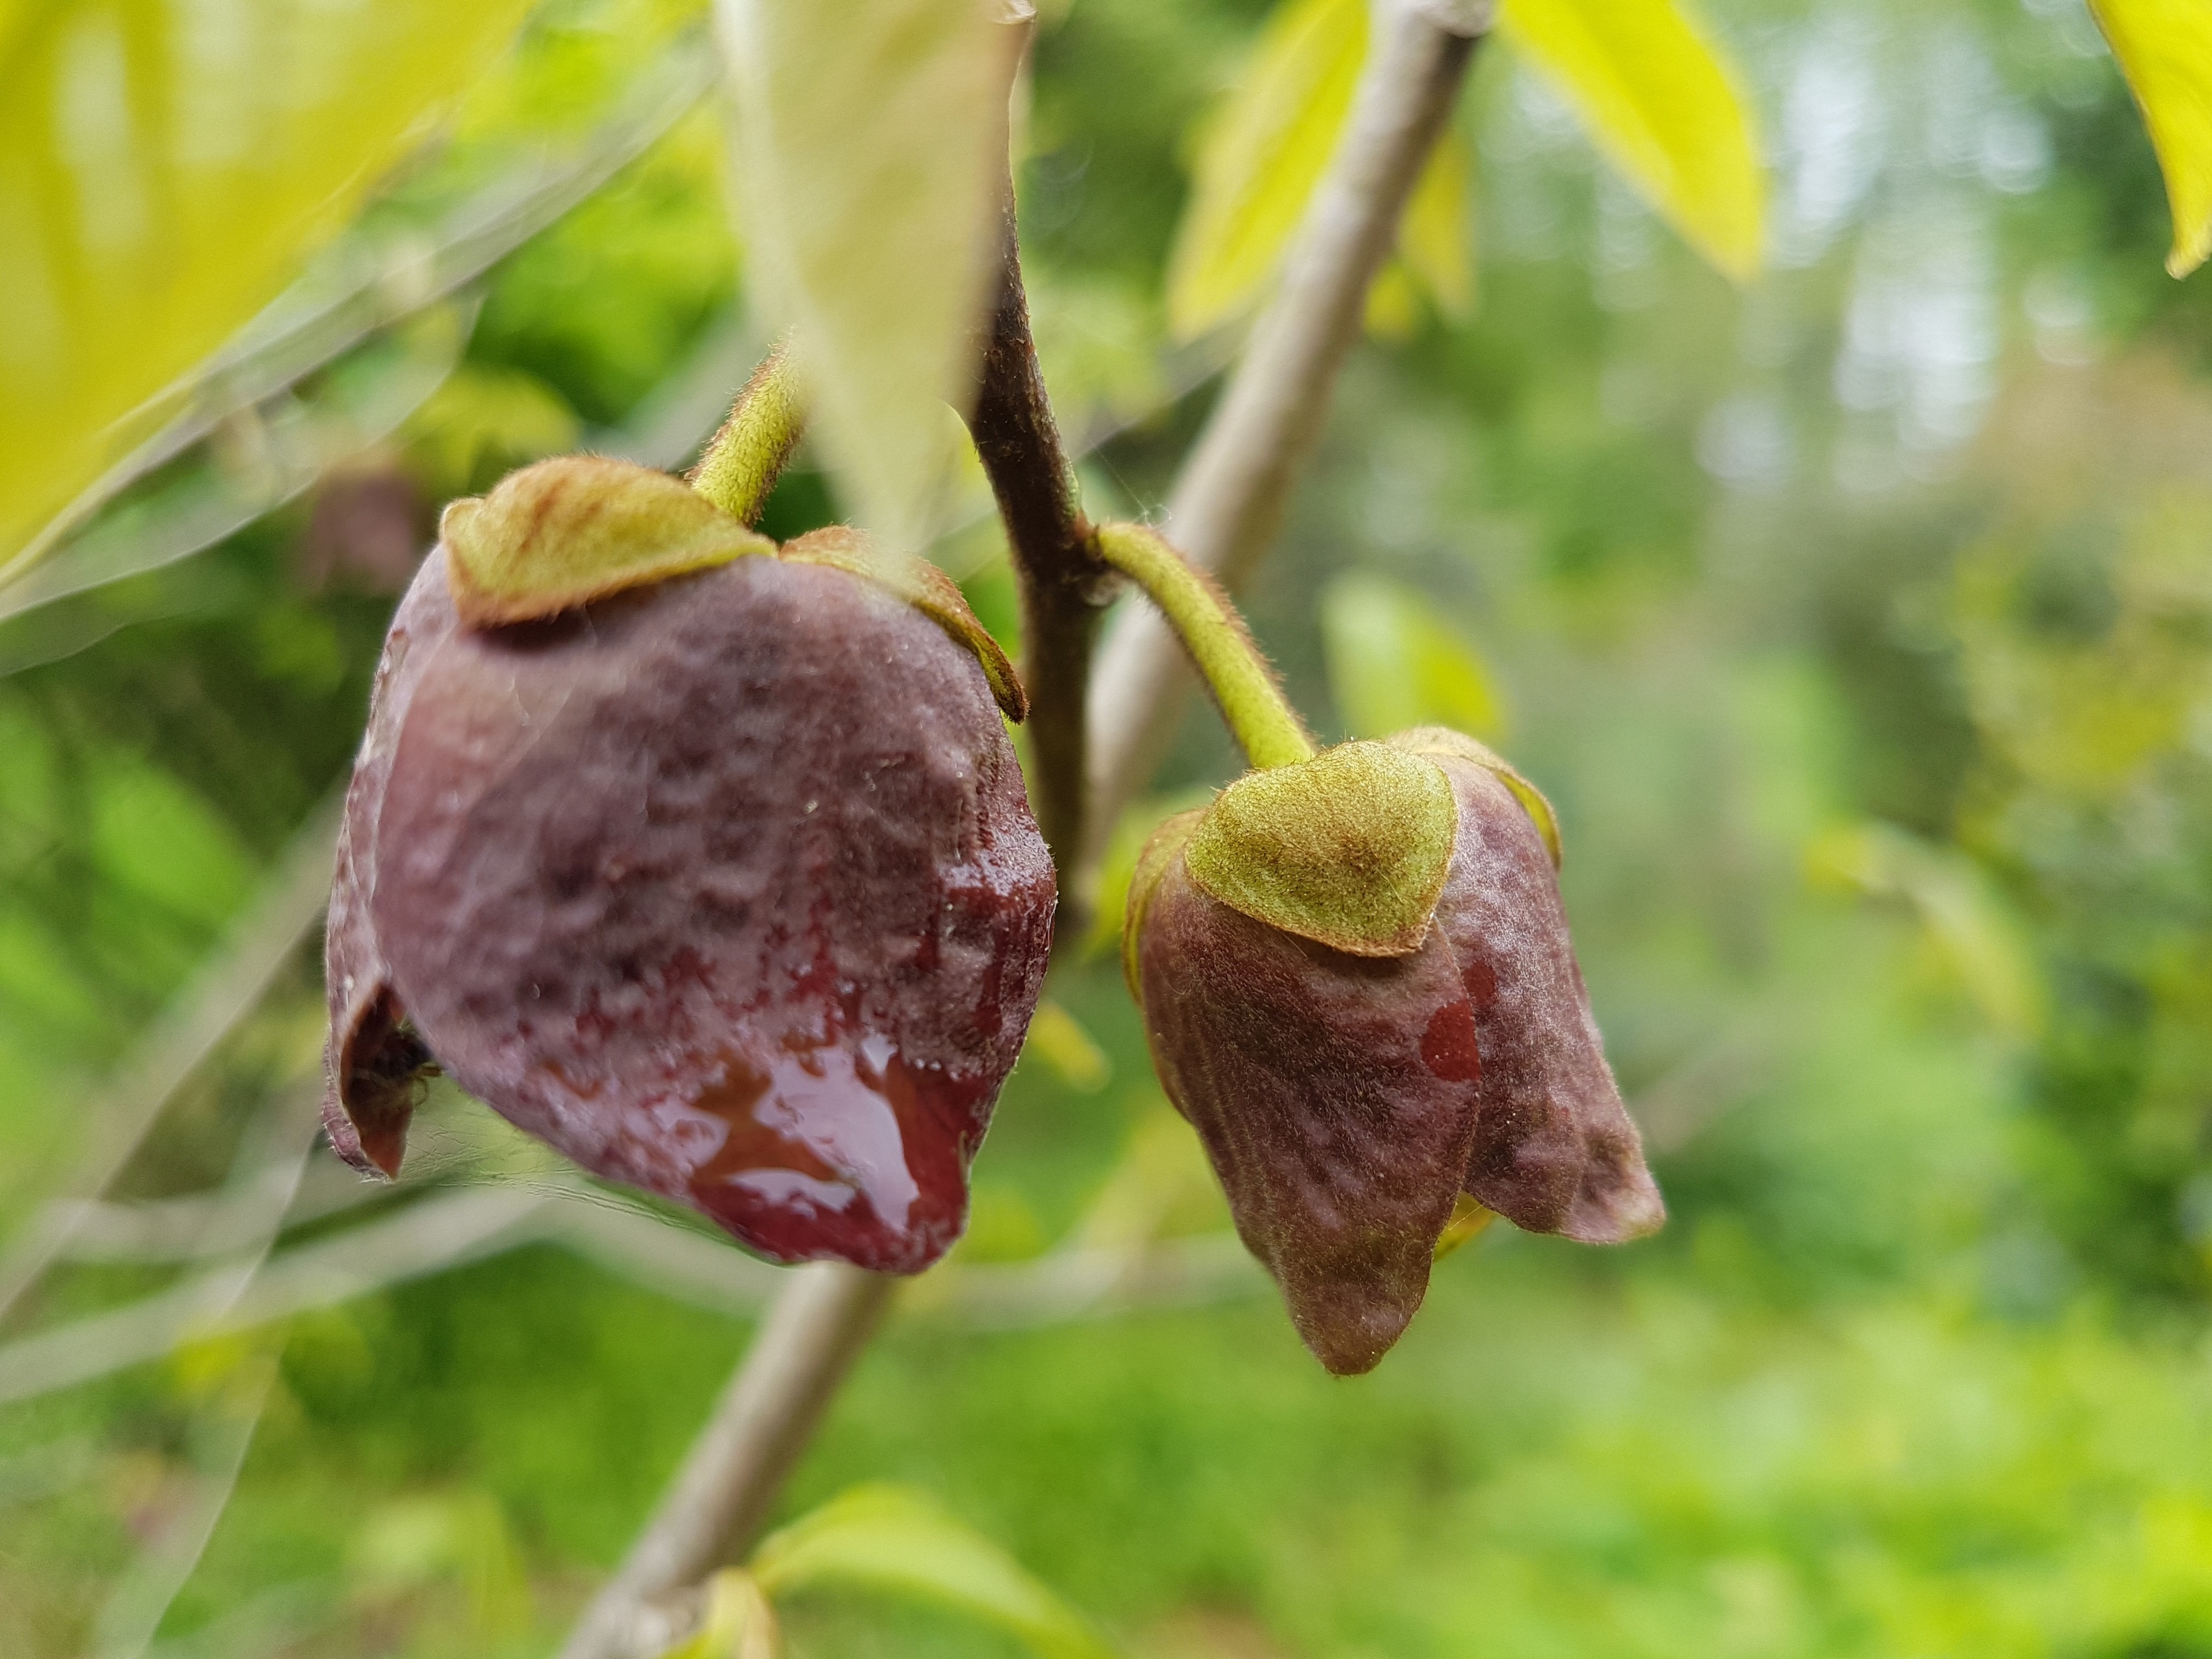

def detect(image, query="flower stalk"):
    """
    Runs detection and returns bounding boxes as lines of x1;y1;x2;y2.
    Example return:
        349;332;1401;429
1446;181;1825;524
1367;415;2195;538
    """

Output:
1091;521;1312;773
687;338;808;526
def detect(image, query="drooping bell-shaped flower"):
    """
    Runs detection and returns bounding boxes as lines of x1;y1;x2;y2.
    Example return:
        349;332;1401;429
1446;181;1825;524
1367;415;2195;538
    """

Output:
324;455;1056;1274
1126;731;1660;1373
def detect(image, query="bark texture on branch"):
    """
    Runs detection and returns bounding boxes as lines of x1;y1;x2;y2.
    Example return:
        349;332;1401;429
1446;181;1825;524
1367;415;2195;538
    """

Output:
969;196;1109;900
1081;0;1488;898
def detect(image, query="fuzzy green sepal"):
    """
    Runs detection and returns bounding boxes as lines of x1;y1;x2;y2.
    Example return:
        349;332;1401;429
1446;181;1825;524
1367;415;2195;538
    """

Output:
1183;742;1458;958
442;455;774;627
779;526;1028;723
1386;726;1563;868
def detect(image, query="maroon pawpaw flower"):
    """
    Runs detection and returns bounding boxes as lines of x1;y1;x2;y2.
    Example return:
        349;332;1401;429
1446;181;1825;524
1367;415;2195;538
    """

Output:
1126;730;1660;1373
323;456;1055;1274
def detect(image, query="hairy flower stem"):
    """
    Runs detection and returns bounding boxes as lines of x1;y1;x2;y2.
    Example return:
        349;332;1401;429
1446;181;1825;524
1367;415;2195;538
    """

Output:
1083;1;1487;891
686;337;808;525
1092;521;1312;772
968;198;1111;899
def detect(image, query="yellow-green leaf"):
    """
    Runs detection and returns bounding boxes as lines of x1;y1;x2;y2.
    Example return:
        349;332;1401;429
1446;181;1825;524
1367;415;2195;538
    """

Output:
720;0;1019;554
750;1485;1116;1659
1022;1000;1111;1093
2087;0;2212;276
2;302;472;625
1166;0;1476;340
1165;0;1367;339
0;0;538;569
1400;131;1474;320
1806;821;2046;1041
1322;572;1504;741
1497;0;1764;281
658;1570;781;1659
1085;788;1214;961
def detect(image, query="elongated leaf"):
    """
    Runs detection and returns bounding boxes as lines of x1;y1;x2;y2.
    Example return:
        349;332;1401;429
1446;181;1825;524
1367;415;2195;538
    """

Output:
2087;0;2212;276
1166;0;1366;338
719;0;1017;555
1497;0;1763;280
18;30;716;569
1322;572;1504;741
751;1485;1116;1659
1023;1000;1111;1093
0;303;473;627
661;1570;780;1659
0;0;538;571
1807;822;2045;1041
1166;0;1476;340
1400;132;1474;320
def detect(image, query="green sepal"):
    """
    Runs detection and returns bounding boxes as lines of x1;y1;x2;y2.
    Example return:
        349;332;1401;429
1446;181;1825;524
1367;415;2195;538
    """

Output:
780;526;1028;723
1182;741;1458;959
1386;726;1564;868
441;454;774;627
1122;808;1206;1002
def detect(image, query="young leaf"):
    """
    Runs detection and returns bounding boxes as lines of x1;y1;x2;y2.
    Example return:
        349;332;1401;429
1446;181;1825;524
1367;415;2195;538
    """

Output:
1322;572;1504;741
1807;822;2046;1041
658;1570;781;1659
749;1485;1116;1659
2086;0;2212;276
1166;0;1478;340
1497;0;1764;281
719;0;1020;555
1023;1000;1111;1093
1399;132;1475;321
1084;788;1216;960
0;0;538;569
1165;0;1368;339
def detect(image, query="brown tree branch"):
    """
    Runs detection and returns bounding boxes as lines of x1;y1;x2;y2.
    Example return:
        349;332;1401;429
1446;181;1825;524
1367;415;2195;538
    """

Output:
968;194;1111;899
1081;0;1490;897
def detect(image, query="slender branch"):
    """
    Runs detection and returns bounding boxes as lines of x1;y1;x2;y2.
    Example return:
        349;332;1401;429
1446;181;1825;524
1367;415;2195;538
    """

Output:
968;193;1110;891
1082;0;1489;895
91;1355;280;1659
1092;522;1312;771
0;789;342;1329
557;1263;895;1659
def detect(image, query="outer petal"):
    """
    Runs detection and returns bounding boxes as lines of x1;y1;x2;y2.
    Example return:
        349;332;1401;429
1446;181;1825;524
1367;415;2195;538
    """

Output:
322;550;460;1176
336;551;1054;1273
1135;845;1482;1375
1428;758;1663;1243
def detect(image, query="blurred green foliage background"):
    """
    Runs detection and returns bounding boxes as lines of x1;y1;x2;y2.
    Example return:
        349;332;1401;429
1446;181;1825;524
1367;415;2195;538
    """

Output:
8;1;2212;1655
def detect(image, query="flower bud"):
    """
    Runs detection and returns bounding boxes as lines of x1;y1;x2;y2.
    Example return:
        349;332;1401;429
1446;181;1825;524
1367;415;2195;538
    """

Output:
324;456;1056;1274
1126;732;1660;1374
